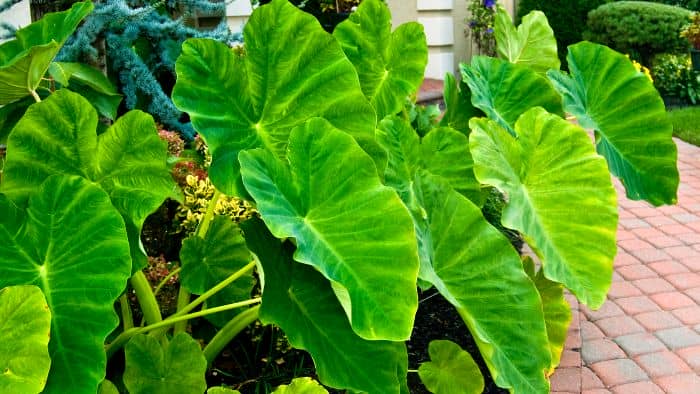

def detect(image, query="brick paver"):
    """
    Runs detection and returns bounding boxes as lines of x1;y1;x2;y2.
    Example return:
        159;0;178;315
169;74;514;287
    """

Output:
553;138;700;391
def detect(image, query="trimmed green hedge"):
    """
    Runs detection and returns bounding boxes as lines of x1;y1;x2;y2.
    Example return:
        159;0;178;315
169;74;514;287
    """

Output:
517;0;612;67
584;1;692;64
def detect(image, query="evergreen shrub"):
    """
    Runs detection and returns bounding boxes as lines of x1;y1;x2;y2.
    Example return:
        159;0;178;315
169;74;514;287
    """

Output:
585;1;692;64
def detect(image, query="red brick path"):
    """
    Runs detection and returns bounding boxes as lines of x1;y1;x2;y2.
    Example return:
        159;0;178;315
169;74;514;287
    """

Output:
551;138;700;393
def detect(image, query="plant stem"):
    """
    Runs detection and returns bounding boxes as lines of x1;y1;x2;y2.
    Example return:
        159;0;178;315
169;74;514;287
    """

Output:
130;270;162;325
151;260;256;337
203;305;261;366
119;294;134;331
106;298;260;359
30;89;41;102
407;369;419;373
153;266;181;297
174;189;222;334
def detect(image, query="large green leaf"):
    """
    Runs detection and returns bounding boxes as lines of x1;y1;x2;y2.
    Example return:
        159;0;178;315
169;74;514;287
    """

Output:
411;173;551;393
494;7;559;75
242;218;409;394
172;0;376;196
547;42;678;206
522;257;571;372
272;377;329;394
418;340;484;394
0;175;132;393
239;118;418;341
438;73;482;135
179;216;254;327
0;285;51;394
333;0;427;120
123;333;207;394
49;62;123;120
1;89;177;271
470;108;618;308
375;116;550;392
460;56;562;135
0;1;93;104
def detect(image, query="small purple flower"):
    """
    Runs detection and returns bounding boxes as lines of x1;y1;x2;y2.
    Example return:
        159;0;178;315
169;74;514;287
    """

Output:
484;0;496;8
485;27;494;34
469;20;478;27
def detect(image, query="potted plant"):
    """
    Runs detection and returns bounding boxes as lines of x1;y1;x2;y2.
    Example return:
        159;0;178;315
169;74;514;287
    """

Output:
681;12;700;70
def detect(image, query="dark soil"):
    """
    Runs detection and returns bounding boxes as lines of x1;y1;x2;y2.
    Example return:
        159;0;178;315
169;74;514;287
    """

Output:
203;289;506;394
407;289;508;394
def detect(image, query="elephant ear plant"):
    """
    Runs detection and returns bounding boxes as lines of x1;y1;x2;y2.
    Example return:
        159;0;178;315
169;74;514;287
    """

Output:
0;1;678;394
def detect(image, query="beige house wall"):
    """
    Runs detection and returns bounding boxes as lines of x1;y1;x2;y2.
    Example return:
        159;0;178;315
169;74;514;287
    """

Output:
387;0;516;80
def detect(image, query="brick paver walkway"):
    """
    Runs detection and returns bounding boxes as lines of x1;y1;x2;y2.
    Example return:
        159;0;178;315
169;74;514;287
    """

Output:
551;138;700;393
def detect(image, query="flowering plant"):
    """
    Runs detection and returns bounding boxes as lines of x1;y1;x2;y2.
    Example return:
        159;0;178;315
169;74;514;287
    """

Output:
680;12;700;49
466;0;498;56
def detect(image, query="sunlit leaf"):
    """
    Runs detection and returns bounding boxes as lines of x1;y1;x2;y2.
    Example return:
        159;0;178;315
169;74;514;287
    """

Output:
470;108;617;307
272;377;329;394
0;285;51;394
495;7;559;74
239;118;419;341
334;0;427;120
547;42;678;205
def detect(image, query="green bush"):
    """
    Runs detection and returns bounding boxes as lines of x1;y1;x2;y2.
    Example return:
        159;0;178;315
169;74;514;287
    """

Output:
651;53;700;104
516;0;612;67
585;1;692;64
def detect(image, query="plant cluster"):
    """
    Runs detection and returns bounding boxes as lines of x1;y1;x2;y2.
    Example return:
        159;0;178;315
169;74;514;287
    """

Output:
0;1;680;394
465;0;498;56
585;1;692;64
516;0;611;67
652;53;700;104
681;12;700;49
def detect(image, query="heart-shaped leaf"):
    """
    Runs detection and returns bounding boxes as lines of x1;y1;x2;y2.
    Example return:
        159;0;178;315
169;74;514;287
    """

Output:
123;333;207;394
180;216;254;327
418;340;484;394
461;56;563;135
1;89;177;271
334;0;427;120
547;42;678;206
48;62;122;119
272;377;329;394
470;108;618;308
495;7;559;74
243;218;409;394
239;118;419;341
0;1;93;104
0;175;132;393
0;285;51;394
172;0;376;197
